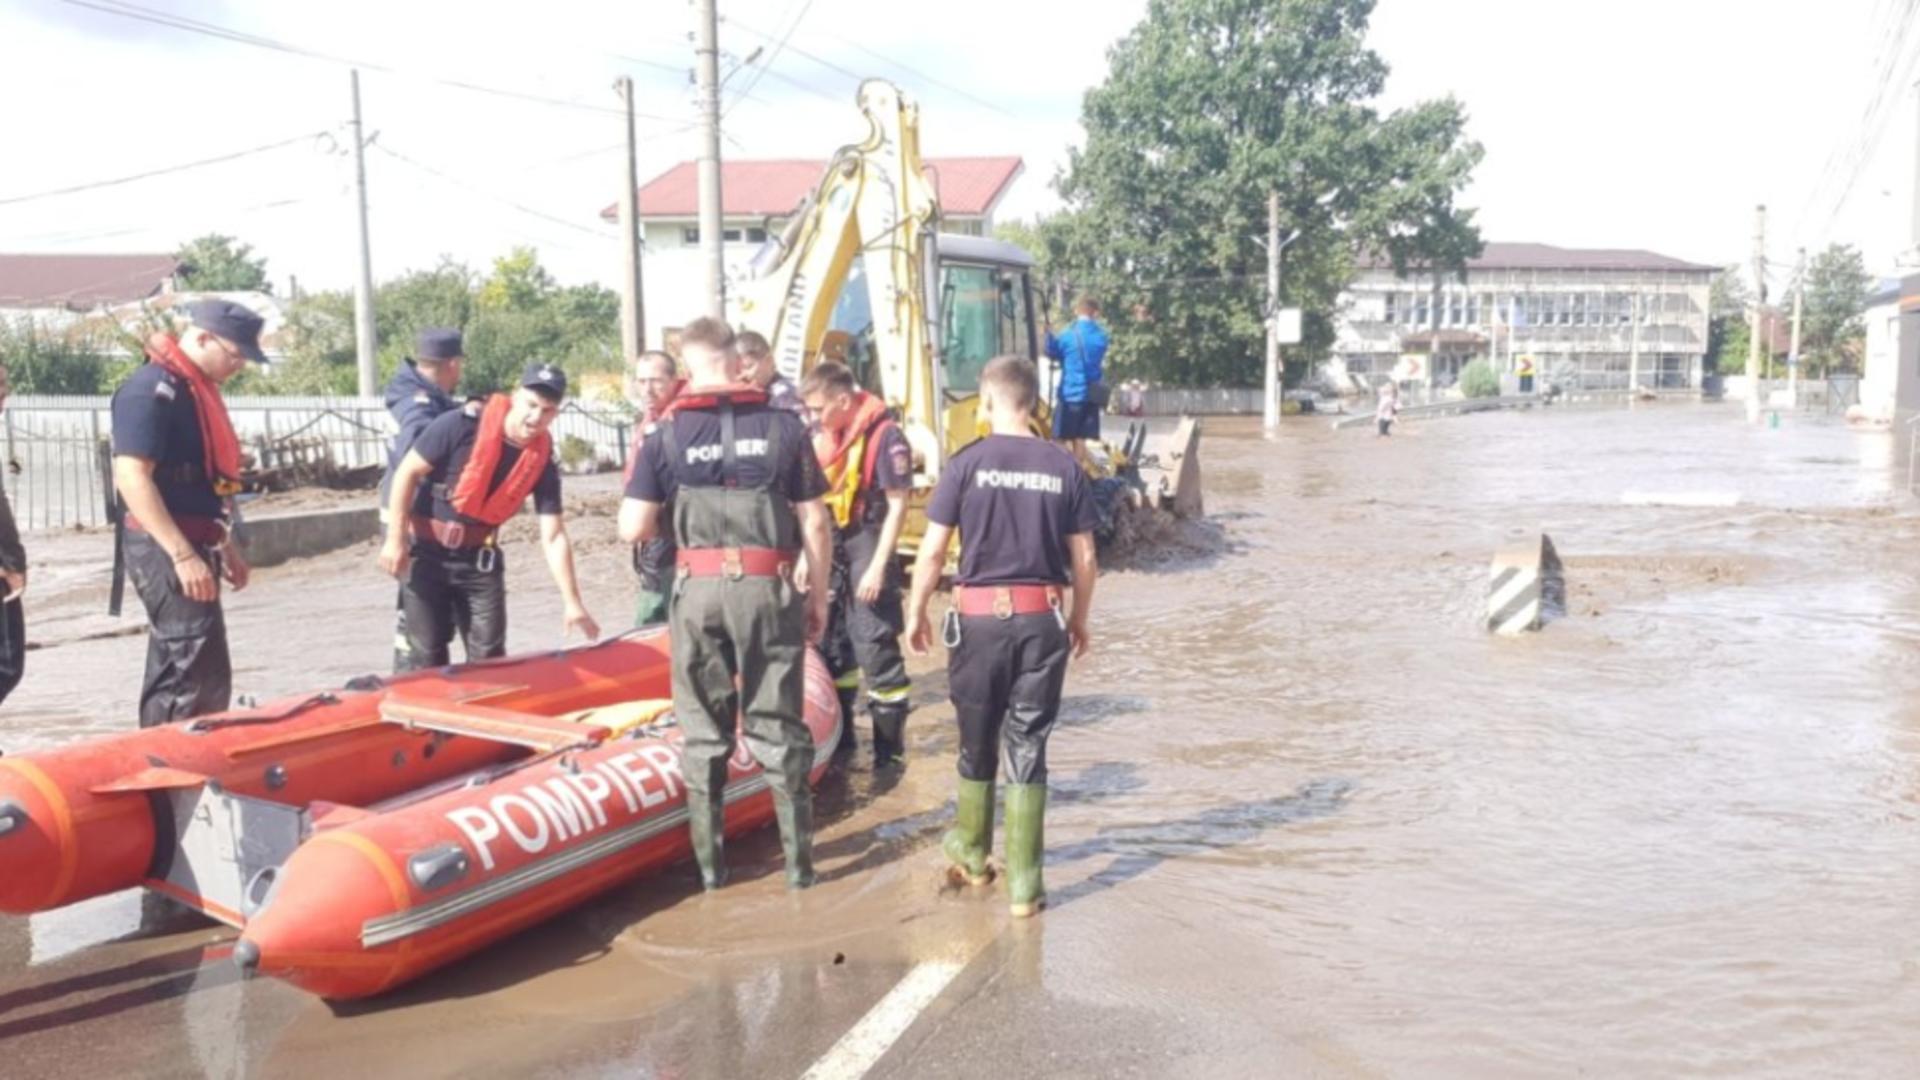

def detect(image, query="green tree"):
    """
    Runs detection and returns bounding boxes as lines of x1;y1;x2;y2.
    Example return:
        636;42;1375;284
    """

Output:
174;233;271;293
1045;0;1482;386
0;317;136;394
1704;265;1748;374
1458;358;1499;398
478;247;556;312
1792;243;1871;376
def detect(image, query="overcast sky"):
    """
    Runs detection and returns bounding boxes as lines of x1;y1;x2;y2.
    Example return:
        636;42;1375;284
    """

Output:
0;0;1904;297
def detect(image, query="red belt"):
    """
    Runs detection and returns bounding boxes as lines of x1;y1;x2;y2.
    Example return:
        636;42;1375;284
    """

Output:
953;584;1063;618
126;513;227;547
677;547;795;579
409;516;496;550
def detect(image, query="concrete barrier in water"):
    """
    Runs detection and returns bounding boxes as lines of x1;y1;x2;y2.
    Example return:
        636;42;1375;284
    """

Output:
1488;534;1565;636
239;506;380;569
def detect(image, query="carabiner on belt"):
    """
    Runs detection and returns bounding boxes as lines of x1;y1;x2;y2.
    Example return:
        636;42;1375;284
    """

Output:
475;535;499;574
1049;592;1067;631
942;607;963;649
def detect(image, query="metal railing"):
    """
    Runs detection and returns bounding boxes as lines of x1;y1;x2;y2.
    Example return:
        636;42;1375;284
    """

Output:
0;395;639;532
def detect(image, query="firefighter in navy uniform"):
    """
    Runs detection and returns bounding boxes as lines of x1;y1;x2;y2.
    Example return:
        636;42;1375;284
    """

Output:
380;328;464;667
802;362;914;767
619;317;833;891
907;355;1098;918
380;363;599;669
110;299;268;728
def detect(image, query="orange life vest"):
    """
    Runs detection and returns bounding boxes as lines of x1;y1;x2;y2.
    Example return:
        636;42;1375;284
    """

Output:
448;395;553;526
816;392;897;528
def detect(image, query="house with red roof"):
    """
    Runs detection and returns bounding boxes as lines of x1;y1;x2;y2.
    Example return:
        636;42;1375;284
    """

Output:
604;156;1023;348
604;156;1024;251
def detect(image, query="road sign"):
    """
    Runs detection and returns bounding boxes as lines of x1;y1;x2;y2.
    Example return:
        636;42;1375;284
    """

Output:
1276;307;1303;345
1516;355;1535;378
1395;354;1425;382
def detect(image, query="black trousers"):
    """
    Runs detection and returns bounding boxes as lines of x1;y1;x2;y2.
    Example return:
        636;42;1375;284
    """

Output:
0;596;25;707
395;544;508;672
823;525;909;698
125;529;230;729
948;611;1070;784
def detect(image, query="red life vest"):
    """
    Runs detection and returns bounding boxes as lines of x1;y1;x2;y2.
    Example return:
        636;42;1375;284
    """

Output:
662;383;768;416
144;333;242;493
448;395;553;526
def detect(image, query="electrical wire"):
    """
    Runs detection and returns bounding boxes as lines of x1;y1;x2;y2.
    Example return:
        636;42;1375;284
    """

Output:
374;143;613;238
724;0;818;119
806;27;1018;118
0;130;330;207
59;0;680;124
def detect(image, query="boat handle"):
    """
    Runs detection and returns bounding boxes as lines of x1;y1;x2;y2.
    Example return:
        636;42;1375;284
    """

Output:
409;843;471;891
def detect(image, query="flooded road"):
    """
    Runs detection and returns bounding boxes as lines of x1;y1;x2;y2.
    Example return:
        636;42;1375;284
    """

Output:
7;403;1920;1077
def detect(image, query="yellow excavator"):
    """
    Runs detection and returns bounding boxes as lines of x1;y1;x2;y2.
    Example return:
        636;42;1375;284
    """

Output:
730;79;1201;552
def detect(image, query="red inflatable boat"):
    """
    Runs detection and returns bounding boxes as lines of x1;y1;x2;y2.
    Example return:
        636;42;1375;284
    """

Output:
0;633;839;999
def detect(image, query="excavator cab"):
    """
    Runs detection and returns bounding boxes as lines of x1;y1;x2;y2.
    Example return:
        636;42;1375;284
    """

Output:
731;78;1200;555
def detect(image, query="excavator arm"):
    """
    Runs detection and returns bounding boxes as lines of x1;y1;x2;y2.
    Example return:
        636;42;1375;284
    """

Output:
733;80;947;480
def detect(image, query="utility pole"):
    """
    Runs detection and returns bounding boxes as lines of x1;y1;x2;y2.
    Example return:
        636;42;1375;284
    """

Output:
694;0;725;318
350;70;377;399
1788;246;1806;406
1263;191;1281;434
616;76;646;356
1628;282;1640;394
1747;204;1766;418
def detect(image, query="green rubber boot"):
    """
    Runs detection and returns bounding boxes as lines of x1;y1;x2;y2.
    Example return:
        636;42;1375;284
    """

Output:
941;778;995;886
688;796;728;891
1003;783;1047;918
773;783;817;890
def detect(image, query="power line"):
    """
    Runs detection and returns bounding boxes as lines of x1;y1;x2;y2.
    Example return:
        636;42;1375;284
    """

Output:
59;0;681;124
0;130;330;207
724;0;819;119
375;143;613;238
1799;0;1920;243
807;27;1018;118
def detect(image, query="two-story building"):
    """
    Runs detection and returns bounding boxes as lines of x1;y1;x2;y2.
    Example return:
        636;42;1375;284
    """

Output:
604;156;1024;348
1331;243;1717;394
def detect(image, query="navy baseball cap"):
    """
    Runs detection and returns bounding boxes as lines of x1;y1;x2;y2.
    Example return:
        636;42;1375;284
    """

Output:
186;299;268;364
521;362;568;399
416;328;463;362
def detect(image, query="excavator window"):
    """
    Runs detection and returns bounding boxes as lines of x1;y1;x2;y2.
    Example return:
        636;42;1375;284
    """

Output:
940;263;998;396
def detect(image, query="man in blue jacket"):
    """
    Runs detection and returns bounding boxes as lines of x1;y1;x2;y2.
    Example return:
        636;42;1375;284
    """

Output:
1044;295;1108;460
380;328;463;669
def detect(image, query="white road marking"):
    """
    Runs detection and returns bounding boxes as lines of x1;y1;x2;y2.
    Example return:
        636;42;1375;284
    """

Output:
800;957;970;1080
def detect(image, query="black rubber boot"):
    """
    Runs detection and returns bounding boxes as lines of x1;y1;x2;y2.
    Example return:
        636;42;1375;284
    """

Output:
869;700;909;769
833;686;860;758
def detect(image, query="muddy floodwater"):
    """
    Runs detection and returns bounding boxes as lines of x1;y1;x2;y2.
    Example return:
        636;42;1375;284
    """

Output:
7;404;1920;1078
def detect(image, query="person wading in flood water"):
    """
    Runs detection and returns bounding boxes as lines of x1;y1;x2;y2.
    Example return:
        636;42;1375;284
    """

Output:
908;355;1097;917
619;317;833;891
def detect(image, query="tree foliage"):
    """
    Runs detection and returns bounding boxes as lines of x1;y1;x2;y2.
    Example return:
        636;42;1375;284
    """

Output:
1457;358;1499;398
1790;243;1871;376
268;247;621;397
173;233;271;293
1038;0;1482;386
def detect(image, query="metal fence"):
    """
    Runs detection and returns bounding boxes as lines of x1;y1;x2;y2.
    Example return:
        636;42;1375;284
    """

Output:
0;395;639;533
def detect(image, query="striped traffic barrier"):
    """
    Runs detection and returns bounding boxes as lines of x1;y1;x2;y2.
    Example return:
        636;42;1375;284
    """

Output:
1487;534;1565;636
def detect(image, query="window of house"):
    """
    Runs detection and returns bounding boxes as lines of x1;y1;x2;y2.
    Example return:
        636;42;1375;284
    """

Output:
682;227;699;245
747;227;769;244
1414;292;1430;327
1448;293;1464;326
1381;292;1399;325
1571;293;1585;326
